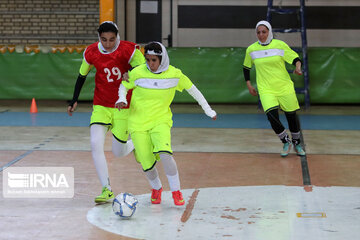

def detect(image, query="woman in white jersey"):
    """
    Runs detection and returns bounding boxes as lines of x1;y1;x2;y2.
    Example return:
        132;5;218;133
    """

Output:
243;20;306;157
116;42;216;206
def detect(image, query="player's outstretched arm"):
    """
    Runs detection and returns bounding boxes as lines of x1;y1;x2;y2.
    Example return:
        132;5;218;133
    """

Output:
115;84;129;110
186;85;217;120
67;74;86;116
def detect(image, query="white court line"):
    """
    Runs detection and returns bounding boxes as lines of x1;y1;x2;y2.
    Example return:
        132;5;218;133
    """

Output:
0;150;33;172
87;186;360;240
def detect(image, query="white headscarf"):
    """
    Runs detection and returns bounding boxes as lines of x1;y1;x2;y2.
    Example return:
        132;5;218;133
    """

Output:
145;42;169;73
256;20;273;46
98;21;120;54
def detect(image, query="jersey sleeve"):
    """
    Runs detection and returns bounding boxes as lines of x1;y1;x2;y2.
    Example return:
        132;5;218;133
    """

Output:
80;45;95;76
129;49;145;68
243;47;253;69
176;70;193;92
282;41;299;64
79;58;92;76
122;71;136;90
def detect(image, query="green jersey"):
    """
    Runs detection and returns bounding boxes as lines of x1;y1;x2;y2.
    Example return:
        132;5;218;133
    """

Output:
122;64;193;132
243;39;299;96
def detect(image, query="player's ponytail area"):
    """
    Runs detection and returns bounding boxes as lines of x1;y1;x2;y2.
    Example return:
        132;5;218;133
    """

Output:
1;102;360;240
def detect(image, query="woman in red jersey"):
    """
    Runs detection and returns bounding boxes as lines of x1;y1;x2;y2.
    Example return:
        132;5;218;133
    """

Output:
67;21;145;203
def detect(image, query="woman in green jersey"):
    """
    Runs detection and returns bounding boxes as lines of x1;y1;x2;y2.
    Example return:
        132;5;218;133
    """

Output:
116;42;216;206
243;20;306;157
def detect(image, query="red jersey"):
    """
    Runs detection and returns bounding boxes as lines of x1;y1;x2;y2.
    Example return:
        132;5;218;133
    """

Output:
84;41;137;108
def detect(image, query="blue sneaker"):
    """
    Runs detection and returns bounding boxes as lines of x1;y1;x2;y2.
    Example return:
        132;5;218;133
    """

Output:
281;142;292;157
294;144;306;156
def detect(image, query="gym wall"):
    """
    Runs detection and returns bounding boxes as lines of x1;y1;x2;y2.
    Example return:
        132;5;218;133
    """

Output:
1;0;360;47
0;47;359;104
167;0;360;47
0;0;359;104
0;0;99;45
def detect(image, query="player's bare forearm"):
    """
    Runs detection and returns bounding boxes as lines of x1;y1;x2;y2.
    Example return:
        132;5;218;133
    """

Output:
246;81;257;96
294;61;303;75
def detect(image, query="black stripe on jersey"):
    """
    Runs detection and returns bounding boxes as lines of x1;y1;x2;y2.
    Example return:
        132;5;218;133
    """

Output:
243;66;251;70
143;161;158;172
154;150;173;155
89;122;111;126
112;134;127;143
264;105;280;114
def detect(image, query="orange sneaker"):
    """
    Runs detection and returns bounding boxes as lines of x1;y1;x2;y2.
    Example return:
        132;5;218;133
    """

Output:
151;187;163;204
172;190;185;206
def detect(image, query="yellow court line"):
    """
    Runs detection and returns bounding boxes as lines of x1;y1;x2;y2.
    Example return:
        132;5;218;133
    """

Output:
296;212;327;218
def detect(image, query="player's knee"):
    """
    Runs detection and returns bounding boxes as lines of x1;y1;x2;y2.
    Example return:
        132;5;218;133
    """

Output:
90;125;106;152
112;141;124;157
159;153;172;162
266;108;278;121
112;146;125;157
284;111;297;121
145;167;159;180
112;139;134;157
266;109;285;133
285;111;300;132
90;138;103;153
160;153;177;176
112;148;121;157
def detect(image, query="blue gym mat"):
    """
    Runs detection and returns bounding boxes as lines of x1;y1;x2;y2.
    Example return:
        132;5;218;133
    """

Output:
0;112;359;130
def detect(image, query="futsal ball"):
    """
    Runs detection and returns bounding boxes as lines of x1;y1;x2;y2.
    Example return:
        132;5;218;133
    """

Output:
112;192;138;218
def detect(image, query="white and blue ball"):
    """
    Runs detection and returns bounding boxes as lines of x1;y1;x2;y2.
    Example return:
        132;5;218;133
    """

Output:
112;192;138;218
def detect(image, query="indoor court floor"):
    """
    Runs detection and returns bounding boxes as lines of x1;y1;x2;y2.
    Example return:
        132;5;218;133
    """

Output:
0;100;359;240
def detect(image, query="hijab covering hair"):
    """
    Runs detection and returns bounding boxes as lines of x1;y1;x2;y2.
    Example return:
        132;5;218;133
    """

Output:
145;42;169;73
98;21;120;53
256;20;273;46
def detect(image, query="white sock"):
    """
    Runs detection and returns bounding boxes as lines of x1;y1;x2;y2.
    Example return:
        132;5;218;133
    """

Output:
90;125;110;188
160;153;180;191
145;168;162;190
104;184;112;191
166;173;180;192
112;137;134;157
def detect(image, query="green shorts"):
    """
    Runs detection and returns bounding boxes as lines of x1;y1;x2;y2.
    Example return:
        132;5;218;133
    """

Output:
90;105;130;143
131;123;172;171
260;92;300;113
